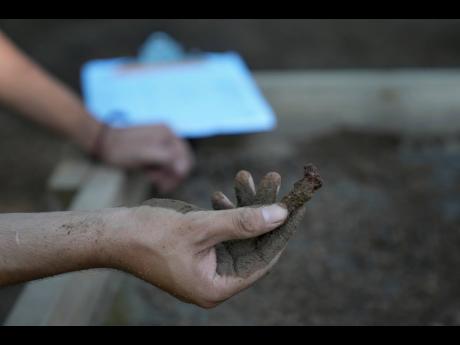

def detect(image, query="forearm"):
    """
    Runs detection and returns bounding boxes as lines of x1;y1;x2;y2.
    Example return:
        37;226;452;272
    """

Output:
0;208;126;286
0;32;100;152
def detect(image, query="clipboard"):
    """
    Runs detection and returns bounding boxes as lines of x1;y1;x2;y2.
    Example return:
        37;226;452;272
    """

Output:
81;52;276;138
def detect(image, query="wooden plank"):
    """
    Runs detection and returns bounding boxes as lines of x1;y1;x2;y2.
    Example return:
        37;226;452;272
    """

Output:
69;165;125;210
48;159;92;192
46;158;92;211
254;69;460;136
5;164;150;326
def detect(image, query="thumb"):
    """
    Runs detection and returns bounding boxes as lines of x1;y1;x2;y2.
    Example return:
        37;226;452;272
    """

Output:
202;204;288;247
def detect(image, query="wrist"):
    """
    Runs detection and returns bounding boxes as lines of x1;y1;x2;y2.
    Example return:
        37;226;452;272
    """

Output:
71;111;105;154
100;205;181;273
96;207;136;269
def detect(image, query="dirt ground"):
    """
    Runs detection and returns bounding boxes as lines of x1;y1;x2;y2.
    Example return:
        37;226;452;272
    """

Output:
105;129;460;325
2;19;460;324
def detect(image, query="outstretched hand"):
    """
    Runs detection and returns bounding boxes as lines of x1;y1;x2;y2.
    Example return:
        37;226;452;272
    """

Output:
109;201;288;308
108;166;321;308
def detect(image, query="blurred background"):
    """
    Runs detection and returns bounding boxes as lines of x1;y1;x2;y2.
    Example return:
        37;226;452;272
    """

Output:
1;19;460;325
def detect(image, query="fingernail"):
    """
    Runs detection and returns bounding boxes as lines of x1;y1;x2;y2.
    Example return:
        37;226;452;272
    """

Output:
261;204;288;225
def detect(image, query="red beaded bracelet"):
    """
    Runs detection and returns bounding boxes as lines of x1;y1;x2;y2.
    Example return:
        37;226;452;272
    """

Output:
90;122;110;161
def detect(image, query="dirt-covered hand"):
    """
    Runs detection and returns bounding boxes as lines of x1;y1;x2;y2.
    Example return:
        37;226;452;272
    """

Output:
110;165;321;307
108;200;288;308
100;124;194;193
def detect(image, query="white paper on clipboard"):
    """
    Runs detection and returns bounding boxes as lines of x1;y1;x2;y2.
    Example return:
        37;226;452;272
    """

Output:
81;52;276;138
